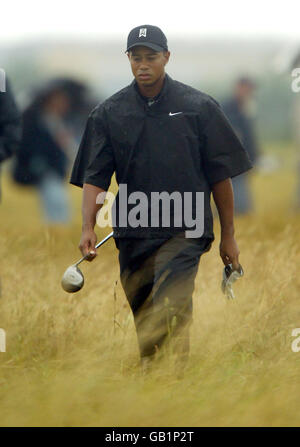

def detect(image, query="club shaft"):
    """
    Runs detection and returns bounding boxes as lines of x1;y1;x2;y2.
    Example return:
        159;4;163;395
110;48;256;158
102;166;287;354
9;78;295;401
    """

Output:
75;231;114;266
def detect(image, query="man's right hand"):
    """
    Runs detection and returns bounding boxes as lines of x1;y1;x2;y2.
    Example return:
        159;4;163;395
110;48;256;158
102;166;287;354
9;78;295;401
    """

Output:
79;229;97;261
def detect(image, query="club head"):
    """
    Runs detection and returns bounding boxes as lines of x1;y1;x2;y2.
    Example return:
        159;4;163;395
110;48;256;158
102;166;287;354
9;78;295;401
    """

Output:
61;265;84;293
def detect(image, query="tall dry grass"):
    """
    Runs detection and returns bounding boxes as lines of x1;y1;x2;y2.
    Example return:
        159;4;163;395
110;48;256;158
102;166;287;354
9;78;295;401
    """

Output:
0;146;299;426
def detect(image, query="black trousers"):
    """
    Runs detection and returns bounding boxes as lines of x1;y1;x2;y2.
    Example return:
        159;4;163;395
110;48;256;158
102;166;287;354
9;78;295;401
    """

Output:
116;233;212;361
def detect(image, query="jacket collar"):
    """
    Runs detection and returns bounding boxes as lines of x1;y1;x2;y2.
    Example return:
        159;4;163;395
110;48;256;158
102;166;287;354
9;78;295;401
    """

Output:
130;73;172;106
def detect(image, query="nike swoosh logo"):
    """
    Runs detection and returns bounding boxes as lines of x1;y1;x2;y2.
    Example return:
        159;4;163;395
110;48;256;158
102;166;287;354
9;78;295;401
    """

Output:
169;112;183;116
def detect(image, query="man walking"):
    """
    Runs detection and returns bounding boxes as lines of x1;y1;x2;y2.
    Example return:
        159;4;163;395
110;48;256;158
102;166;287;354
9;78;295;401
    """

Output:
70;25;252;372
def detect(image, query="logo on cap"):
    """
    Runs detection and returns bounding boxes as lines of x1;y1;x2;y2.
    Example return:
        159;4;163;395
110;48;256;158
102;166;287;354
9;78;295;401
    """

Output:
139;28;147;38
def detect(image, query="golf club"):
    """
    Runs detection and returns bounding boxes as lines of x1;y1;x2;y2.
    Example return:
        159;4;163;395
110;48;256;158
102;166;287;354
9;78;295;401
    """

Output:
61;231;114;293
221;263;244;299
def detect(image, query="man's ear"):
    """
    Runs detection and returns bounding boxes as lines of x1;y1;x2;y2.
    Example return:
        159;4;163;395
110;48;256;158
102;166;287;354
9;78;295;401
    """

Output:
164;51;170;66
126;51;131;60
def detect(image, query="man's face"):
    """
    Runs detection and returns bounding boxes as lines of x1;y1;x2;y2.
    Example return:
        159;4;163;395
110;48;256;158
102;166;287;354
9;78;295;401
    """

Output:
235;82;255;103
127;46;170;86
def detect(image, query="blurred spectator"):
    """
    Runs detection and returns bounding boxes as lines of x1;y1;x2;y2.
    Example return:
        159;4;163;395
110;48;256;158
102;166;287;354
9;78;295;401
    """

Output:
291;50;300;210
12;78;91;224
0;77;22;201
222;77;260;214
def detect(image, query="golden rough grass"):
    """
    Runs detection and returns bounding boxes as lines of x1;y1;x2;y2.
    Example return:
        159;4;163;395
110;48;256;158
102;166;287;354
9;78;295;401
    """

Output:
0;149;299;427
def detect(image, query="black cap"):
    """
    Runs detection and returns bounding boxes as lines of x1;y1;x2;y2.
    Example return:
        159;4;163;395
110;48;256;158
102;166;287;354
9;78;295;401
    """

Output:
126;25;168;53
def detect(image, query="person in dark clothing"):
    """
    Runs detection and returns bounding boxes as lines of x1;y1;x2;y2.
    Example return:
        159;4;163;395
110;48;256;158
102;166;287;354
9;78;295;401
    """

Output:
13;79;78;223
0;77;21;201
70;25;252;373
222;77;259;214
